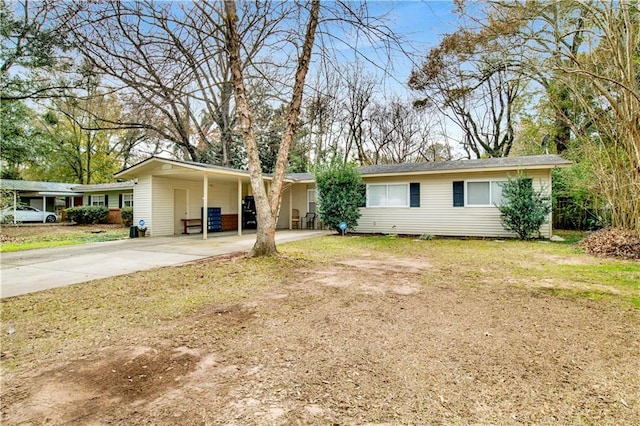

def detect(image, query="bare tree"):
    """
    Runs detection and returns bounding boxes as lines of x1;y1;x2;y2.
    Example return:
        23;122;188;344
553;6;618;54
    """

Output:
367;98;444;164
224;0;320;256
439;1;589;154
302;71;343;165
65;1;280;165
409;32;525;159
550;2;639;233
342;64;377;164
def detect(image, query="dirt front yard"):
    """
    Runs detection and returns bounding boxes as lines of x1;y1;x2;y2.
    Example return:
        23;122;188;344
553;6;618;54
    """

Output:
1;236;639;425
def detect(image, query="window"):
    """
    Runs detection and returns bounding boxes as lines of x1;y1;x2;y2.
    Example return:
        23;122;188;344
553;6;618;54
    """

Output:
307;189;316;213
367;184;409;207
490;181;504;206
409;183;420;207
467;182;490;205
466;181;506;206
453;181;464;207
122;193;133;208
90;195;106;206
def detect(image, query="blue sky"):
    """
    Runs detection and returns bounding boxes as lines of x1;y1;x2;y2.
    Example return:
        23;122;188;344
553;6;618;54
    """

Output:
381;0;459;48
351;1;461;95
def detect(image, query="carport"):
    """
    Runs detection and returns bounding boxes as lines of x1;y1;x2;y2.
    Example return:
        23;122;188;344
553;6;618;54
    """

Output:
114;157;302;239
0;179;83;223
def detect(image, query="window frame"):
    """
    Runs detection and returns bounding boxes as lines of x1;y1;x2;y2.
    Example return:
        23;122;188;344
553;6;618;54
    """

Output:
366;183;410;208
307;189;316;213
122;193;134;208
465;180;507;207
90;194;106;207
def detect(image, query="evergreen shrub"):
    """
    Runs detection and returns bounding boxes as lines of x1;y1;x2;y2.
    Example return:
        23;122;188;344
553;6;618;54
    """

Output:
314;161;364;233
498;172;552;240
65;206;109;224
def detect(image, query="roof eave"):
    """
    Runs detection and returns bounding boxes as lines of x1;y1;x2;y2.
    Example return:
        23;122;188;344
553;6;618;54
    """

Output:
361;162;572;178
21;191;84;196
115;157;260;180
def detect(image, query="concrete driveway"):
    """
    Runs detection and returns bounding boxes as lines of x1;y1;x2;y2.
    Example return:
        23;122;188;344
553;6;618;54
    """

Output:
0;230;328;298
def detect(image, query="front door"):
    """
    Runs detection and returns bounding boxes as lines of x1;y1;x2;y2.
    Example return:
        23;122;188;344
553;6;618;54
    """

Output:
174;188;187;235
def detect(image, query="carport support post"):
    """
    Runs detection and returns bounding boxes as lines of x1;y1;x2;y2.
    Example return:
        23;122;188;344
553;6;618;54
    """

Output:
237;178;242;236
203;174;208;240
12;191;17;224
42;195;46;223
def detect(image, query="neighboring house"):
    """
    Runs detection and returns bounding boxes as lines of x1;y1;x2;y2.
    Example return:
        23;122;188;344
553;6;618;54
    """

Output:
0;180;83;215
73;181;136;223
114;154;571;239
0;179;135;224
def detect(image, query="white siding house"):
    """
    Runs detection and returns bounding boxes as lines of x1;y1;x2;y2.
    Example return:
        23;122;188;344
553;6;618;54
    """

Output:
357;169;552;238
115;154;571;239
349;155;570;238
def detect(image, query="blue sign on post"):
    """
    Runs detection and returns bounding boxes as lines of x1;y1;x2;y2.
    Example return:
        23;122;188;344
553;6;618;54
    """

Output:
339;221;347;236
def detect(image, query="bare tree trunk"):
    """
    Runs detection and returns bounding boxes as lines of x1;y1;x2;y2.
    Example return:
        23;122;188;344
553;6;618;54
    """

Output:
224;0;320;256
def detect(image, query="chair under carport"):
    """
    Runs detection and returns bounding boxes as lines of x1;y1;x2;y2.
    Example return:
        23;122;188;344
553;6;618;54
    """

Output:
292;209;300;229
303;212;317;229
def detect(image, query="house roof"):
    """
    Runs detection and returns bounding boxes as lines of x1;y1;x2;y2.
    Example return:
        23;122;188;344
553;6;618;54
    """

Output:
0;179;78;192
285;172;314;181
286;154;571;181
72;181;135;192
359;154;571;176
3;155;571;193
0;179;134;195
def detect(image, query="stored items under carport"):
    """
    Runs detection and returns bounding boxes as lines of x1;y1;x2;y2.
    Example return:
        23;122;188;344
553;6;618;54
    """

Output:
202;207;222;232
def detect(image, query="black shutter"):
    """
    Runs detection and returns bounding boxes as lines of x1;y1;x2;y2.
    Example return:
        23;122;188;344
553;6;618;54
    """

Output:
409;183;420;207
88;195;92;206
104;195;109;207
119;194;123;208
453;181;464;207
358;184;366;208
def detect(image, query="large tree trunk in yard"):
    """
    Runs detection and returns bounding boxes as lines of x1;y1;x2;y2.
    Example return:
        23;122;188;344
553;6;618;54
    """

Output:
224;0;320;256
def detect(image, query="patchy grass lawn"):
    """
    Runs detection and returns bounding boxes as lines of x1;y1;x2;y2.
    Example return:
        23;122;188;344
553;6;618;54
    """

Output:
0;224;129;252
1;235;639;425
552;229;590;245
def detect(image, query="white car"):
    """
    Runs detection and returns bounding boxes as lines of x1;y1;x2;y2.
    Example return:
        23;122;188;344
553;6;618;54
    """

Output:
1;205;58;223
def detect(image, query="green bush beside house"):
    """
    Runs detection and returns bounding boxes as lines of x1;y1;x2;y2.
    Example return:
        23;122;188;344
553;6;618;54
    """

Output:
498;173;552;240
65;206;109;225
314;161;365;233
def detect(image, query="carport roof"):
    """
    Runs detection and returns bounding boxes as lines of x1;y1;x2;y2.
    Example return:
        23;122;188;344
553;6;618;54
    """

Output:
114;156;265;181
0;179;78;193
